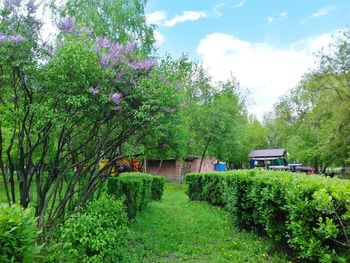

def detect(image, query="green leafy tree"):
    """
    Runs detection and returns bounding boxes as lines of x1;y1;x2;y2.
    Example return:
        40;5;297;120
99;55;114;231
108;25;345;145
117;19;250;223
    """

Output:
56;0;155;53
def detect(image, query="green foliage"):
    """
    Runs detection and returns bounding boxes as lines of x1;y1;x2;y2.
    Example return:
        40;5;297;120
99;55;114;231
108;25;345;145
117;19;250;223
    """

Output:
45;194;130;263
264;30;350;170
185;171;350;262
150;175;165;200
61;0;155;53
186;172;227;206
107;172;163;219
0;204;40;263
107;176;143;219
183;76;249;164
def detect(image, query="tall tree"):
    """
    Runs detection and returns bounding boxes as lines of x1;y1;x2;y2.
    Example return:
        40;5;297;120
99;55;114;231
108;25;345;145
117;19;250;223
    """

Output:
56;0;155;53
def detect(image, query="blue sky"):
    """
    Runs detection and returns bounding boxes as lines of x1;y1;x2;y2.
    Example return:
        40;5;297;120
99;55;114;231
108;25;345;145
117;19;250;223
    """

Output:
145;0;350;118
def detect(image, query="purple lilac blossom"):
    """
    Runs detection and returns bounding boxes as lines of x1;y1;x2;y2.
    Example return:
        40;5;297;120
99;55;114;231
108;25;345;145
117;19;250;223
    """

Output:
101;54;111;67
4;0;20;10
26;0;38;12
175;83;181;91
142;59;157;70
130;59;157;70
0;34;8;43
110;43;122;64
59;16;75;34
96;37;112;49
124;41;135;53
46;44;55;56
166;108;175;113
89;86;100;95
109;92;122;105
117;73;125;81
179;103;186;109
79;27;92;36
10;34;25;44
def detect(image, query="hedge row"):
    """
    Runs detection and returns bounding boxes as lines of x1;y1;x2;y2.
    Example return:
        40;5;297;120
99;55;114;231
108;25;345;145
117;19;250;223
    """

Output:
185;170;350;262
42;194;133;263
0;204;40;263
107;172;165;219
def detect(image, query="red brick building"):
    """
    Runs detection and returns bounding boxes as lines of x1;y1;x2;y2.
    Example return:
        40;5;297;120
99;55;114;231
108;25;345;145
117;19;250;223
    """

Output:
146;157;217;181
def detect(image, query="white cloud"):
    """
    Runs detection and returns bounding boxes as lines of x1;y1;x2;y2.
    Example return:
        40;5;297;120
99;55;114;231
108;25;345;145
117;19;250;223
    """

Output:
266;11;288;25
153;30;165;46
312;7;335;17
213;3;225;16
165;11;207;27
266;16;274;24
196;32;338;119
234;0;246;8
280;12;288;18
146;11;167;25
300;6;335;25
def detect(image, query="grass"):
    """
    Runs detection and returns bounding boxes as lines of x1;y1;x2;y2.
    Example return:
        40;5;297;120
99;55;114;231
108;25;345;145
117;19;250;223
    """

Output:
0;175;35;204
129;182;289;262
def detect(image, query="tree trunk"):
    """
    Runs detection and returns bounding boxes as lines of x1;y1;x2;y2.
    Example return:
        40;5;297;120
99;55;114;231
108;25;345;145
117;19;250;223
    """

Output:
199;137;211;172
6;129;16;203
0;126;11;205
157;159;163;174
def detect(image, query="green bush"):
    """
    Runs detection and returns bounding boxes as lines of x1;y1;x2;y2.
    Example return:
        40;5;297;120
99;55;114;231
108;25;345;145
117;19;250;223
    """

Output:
107;175;143;219
107;172;163;219
185;170;350;262
150;175;165;200
0;204;40;263
48;194;130;263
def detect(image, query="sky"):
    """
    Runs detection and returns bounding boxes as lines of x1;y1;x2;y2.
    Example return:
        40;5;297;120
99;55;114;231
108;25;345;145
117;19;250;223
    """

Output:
144;0;350;119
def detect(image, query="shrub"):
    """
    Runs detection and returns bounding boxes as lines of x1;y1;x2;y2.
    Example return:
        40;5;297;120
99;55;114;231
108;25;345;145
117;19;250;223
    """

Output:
185;170;350;262
150;175;165;200
0;204;40;263
48;194;130;263
107;175;143;219
107;172;163;219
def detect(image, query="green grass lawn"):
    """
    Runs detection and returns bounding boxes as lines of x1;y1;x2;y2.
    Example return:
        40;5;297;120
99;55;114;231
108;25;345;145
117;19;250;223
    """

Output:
130;182;289;262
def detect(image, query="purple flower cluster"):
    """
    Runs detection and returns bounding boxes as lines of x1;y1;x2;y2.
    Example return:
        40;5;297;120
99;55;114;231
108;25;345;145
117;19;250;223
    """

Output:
89;86;100;95
96;37;125;67
59;16;76;34
178;102;186;109
166;108;175;113
79;27;93;36
96;37;112;49
0;33;26;44
101;54;110;67
94;37;158;73
4;0;21;10
11;34;25;44
26;0;38;13
124;41;135;53
129;59;157;71
109;91;122;105
0;34;7;43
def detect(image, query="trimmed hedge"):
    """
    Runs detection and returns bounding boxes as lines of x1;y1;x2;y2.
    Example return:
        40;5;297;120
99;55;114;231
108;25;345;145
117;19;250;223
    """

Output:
45;194;131;263
0;204;40;263
107;172;164;219
185;170;350;262
150;175;165;200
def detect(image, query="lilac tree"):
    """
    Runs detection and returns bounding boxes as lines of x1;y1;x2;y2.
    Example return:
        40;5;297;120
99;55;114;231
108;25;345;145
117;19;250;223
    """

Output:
0;0;47;207
0;1;181;233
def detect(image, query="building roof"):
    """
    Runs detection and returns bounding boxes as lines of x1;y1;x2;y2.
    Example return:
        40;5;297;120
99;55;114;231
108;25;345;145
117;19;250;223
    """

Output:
248;149;286;158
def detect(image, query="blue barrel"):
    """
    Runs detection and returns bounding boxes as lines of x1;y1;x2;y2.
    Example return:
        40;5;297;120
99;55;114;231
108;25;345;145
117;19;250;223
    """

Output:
214;162;226;172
